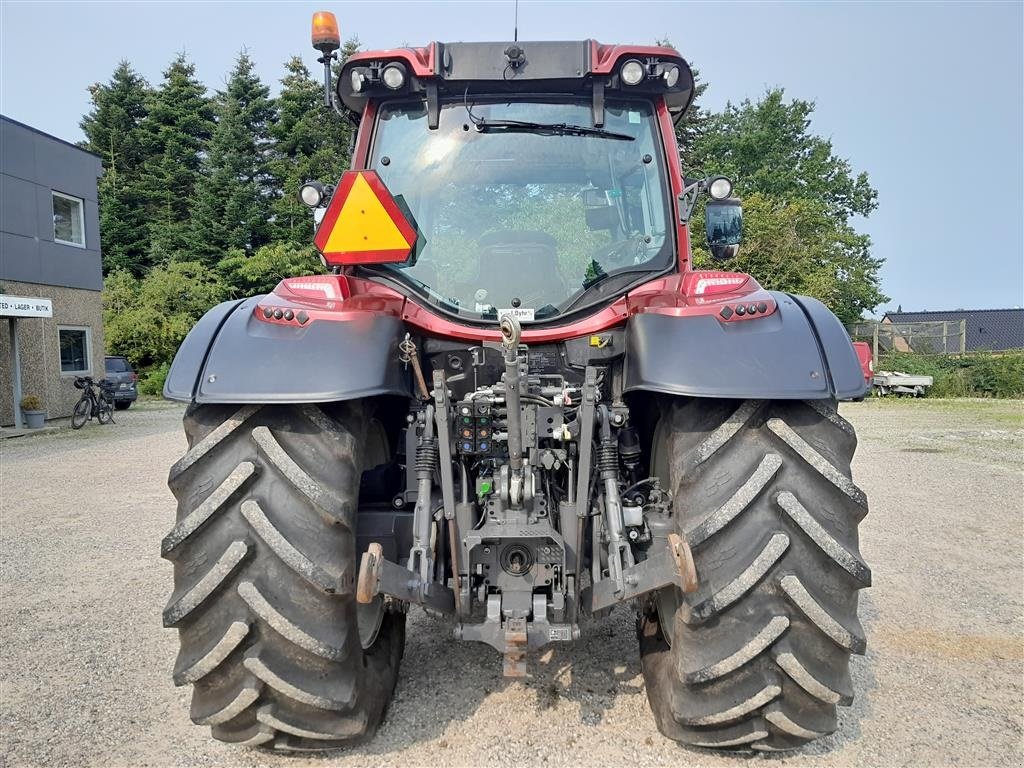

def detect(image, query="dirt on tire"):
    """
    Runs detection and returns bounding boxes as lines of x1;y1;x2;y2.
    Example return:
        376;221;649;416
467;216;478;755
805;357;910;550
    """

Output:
641;398;869;751
163;402;405;750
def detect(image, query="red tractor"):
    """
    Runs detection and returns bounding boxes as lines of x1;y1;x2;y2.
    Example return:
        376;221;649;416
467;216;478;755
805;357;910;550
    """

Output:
162;12;870;752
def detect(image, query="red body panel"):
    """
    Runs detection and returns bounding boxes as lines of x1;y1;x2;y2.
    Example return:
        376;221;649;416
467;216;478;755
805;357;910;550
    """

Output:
852;341;874;383
344;44;437;77
258;273;776;343
589;42;684;74
343;41;683;79
654;98;689;272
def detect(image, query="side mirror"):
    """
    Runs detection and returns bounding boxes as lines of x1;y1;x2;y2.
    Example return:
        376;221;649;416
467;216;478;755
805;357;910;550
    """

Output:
705;198;742;260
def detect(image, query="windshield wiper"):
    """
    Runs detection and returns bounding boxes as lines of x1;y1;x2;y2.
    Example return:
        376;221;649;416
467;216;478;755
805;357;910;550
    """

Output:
475;119;634;141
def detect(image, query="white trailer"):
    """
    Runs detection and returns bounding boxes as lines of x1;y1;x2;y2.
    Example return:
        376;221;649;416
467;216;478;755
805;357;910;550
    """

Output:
873;371;934;397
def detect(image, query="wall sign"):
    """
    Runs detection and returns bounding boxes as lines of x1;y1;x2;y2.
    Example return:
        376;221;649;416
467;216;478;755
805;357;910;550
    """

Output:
0;294;53;318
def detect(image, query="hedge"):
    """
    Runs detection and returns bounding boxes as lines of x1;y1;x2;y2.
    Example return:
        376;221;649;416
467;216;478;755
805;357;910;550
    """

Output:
877;351;1024;398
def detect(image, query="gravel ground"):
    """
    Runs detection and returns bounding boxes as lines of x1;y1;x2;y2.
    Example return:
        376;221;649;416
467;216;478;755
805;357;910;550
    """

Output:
1;398;1021;767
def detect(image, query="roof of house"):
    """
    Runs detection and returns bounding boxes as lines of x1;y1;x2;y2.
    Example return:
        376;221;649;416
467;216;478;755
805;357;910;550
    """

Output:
882;308;1024;352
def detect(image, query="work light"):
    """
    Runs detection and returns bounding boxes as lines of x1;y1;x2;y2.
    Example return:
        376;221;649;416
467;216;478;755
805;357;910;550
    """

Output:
299;181;325;208
620;59;645;86
708;176;733;200
382;62;407;90
662;64;680;88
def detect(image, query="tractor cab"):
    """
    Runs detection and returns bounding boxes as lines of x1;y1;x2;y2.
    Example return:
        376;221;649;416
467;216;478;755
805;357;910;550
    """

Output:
304;13;742;330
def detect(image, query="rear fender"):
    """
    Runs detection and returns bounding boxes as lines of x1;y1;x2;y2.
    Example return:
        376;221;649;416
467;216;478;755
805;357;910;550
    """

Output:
164;295;412;404
623;291;867;400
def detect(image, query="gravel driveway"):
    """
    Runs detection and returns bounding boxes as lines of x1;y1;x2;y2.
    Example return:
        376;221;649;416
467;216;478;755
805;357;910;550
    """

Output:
1;398;1021;767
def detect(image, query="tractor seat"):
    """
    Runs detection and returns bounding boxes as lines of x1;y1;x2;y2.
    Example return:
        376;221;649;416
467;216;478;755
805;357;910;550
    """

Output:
475;231;565;307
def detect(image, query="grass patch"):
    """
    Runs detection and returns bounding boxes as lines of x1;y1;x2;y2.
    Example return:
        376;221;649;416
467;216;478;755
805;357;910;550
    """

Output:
863;397;1024;428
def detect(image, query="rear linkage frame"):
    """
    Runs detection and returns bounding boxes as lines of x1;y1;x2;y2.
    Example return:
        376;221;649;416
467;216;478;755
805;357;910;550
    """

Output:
356;315;697;676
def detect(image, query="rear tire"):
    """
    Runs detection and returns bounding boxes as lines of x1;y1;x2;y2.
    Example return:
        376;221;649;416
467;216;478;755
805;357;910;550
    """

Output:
115;401;132;411
71;398;90;429
640;399;870;751
98;400;114;424
163;402;406;750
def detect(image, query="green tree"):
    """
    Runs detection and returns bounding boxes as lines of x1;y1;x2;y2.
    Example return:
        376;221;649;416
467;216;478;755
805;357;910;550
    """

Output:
140;54;215;263
267;49;357;246
103;261;228;368
676;65;710;173
689;89;886;320
695;89;877;222
94;176;149;274
80;61;151;178
655;39;709;172
190;52;275;263
80;61;151;274
217;242;323;296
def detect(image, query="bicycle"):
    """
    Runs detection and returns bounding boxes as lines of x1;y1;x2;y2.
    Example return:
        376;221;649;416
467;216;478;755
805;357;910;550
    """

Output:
71;376;116;429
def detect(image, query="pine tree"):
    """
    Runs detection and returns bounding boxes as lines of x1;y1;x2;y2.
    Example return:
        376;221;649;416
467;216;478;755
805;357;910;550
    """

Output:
267;51;356;246
190;52;275;264
140;54;215;263
95;175;149;274
676;65;710;173
80;61;151;274
654;40;708;173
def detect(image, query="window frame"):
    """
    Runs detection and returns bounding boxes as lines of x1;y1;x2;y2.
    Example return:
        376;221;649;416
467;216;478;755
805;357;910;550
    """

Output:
362;95;676;327
51;190;86;248
58;325;92;376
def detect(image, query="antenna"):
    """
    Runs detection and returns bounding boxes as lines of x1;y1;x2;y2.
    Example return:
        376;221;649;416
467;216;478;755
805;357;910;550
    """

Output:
514;0;519;42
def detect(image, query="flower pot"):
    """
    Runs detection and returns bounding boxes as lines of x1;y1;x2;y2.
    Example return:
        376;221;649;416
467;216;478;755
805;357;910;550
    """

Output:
23;410;46;429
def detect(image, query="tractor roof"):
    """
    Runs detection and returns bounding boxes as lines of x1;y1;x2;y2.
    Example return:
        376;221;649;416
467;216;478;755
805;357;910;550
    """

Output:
338;40;695;124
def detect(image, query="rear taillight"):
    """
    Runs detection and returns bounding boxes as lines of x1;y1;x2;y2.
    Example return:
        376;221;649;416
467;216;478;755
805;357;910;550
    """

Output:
131;372;138;382
273;275;351;303
681;270;754;297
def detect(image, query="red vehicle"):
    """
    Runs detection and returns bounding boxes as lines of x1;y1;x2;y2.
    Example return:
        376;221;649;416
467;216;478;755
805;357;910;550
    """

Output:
852;341;874;385
161;12;870;753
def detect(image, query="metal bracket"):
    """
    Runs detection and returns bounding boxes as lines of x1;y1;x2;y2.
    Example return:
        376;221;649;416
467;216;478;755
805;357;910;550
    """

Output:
583;533;698;613
455;593;578;678
432;369;457;523
358;541;456;614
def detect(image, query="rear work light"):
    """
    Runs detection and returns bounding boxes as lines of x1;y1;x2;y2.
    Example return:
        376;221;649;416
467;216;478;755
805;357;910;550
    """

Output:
681;270;754;297
273;274;351;303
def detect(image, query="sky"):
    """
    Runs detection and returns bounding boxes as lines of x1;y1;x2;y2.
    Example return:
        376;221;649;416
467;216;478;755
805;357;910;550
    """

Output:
1;0;1021;314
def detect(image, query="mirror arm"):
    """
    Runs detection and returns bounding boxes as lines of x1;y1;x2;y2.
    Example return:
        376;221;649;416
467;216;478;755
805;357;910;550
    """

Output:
678;178;704;224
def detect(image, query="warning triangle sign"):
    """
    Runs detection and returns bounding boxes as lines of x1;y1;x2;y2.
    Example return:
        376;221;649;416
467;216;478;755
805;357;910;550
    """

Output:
314;170;418;265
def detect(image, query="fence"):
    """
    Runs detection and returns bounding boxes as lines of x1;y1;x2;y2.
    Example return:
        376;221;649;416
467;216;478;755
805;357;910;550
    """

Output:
847;320;967;365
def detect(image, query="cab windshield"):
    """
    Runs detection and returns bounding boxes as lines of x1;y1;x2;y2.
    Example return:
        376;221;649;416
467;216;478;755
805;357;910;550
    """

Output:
368;98;672;322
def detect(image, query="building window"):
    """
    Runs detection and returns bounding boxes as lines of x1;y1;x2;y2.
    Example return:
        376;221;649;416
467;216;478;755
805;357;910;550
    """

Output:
52;191;85;247
59;326;91;374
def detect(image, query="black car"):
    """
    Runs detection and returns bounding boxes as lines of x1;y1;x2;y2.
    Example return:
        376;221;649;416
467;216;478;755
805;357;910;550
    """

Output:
103;356;138;410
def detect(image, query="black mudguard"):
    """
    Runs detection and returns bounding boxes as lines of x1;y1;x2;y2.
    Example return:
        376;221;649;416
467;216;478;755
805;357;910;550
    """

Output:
624;291;867;401
164;295;412;404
